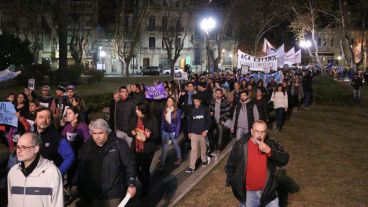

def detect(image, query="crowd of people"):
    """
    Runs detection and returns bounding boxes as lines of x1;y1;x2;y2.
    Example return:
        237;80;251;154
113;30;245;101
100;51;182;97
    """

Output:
1;68;317;206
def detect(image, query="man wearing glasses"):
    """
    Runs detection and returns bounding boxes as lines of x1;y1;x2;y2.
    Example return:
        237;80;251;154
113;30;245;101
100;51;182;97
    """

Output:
7;132;64;206
225;120;289;207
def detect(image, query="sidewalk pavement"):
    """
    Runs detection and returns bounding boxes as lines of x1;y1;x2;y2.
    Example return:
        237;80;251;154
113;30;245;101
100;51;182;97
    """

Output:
67;133;235;207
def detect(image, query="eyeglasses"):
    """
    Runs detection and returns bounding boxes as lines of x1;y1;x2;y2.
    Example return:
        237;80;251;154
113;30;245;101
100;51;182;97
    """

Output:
16;145;36;151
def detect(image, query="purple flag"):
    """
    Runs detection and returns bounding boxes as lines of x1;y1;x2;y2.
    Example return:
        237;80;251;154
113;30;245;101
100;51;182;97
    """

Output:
145;83;168;100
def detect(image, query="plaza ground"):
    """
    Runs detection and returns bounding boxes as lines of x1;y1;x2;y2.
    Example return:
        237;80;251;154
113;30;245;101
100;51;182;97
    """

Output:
1;76;368;206
177;80;368;207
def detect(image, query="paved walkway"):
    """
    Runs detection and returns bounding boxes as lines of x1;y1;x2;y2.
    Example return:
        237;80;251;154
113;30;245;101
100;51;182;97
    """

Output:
67;134;234;207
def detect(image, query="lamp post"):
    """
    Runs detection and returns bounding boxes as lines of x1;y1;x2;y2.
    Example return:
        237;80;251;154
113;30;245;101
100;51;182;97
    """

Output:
299;40;311;65
98;46;106;70
200;17;216;73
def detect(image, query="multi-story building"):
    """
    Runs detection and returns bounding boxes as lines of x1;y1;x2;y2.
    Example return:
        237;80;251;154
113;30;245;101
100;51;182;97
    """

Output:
0;0;236;76
306;29;368;69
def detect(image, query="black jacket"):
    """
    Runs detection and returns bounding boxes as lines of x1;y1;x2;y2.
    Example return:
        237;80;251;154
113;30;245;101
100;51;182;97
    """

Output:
178;92;195;116
76;132;136;199
131;91;146;104
197;89;213;107
187;106;212;135
233;101;256;130
115;98;137;137
254;98;269;121
225;133;289;206
133;115;159;154
209;98;231;123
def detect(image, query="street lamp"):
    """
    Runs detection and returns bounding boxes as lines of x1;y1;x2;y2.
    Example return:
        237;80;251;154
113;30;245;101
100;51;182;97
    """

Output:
299;40;311;49
200;17;216;73
98;47;106;70
299;40;311;65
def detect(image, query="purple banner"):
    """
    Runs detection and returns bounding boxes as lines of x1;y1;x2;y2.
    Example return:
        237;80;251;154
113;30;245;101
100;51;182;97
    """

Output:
145;83;168;100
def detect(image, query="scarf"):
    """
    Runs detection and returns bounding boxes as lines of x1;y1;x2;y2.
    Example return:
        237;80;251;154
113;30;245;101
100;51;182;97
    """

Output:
135;117;145;153
165;107;174;124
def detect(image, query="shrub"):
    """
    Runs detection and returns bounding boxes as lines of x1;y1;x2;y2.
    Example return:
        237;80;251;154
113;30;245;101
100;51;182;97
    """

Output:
15;63;50;85
91;70;105;83
50;64;83;84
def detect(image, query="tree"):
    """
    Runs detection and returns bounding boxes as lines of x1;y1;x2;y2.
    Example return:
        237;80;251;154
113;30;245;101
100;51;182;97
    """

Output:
56;1;69;71
206;0;238;72
114;0;150;76
161;0;193;76
0;32;33;70
290;0;324;74
336;0;368;70
231;0;288;56
69;0;96;65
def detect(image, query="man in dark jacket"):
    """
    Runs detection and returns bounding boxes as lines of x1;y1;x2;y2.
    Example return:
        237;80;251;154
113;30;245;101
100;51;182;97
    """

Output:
302;71;313;108
225;120;289;207
209;88;231;155
351;73;363;104
34;107;75;175
185;94;212;173
231;90;259;140
130;83;146;104
73;119;136;207
197;82;213;107
178;82;196;146
115;86;137;147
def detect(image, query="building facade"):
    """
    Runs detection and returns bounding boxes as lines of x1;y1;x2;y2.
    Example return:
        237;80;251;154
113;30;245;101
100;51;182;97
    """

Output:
0;0;236;76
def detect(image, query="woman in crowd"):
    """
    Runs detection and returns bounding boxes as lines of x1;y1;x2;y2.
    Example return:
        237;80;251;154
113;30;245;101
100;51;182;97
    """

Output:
25;101;39;121
132;102;158;196
271;84;288;131
24;101;40;131
15;93;29;117
291;76;304;112
70;96;89;124
159;97;182;171
61;106;90;198
167;80;180;101
240;79;247;90
254;89;269;122
255;80;268;98
62;106;90;150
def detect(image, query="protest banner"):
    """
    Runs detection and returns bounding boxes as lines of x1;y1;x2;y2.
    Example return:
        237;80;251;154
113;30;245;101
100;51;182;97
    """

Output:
174;72;188;81
0;102;18;127
0;69;21;83
145;83;168;100
237;50;277;72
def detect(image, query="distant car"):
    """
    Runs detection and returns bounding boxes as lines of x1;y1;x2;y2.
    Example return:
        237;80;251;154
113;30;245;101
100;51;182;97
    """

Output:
163;67;182;75
142;66;160;76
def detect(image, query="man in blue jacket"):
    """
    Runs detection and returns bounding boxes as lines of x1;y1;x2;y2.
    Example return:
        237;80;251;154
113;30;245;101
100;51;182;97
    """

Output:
186;94;212;173
34;107;74;175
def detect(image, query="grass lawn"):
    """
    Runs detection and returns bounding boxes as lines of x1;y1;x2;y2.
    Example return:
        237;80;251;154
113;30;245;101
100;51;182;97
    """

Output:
177;78;368;207
0;76;173;98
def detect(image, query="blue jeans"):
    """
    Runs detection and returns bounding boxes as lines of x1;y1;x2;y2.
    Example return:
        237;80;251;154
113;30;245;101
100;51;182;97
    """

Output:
240;190;279;207
161;131;181;165
275;108;285;128
303;91;312;107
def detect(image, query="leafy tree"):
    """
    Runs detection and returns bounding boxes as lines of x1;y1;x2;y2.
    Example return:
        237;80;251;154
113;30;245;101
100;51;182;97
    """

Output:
0;32;33;70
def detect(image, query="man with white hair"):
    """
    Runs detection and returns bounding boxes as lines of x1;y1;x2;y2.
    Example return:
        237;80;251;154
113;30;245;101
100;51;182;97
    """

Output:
72;118;136;207
7;132;64;207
